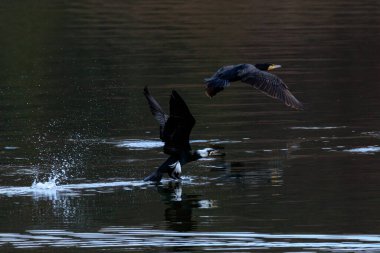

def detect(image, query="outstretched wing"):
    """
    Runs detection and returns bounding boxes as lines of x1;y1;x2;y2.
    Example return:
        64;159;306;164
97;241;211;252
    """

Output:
241;70;304;110
143;87;169;140
162;90;196;155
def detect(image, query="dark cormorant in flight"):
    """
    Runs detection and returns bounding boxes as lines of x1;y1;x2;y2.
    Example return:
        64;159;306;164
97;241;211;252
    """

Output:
143;87;218;182
204;63;304;110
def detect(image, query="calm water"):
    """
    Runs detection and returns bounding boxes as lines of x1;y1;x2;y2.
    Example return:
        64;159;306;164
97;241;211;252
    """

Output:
1;0;380;252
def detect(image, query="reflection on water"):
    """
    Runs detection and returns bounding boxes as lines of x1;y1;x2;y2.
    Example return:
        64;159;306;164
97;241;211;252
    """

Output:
157;182;217;231
344;146;380;154
112;138;235;150
289;126;348;130
114;139;164;149
1;0;380;252
208;161;284;187
1;227;380;251
0;178;206;200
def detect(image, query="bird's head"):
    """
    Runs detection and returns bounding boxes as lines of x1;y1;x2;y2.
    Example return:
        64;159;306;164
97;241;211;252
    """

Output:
195;148;224;158
255;63;282;71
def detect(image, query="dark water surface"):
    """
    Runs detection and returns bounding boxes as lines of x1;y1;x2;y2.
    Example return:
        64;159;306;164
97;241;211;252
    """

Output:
1;0;380;252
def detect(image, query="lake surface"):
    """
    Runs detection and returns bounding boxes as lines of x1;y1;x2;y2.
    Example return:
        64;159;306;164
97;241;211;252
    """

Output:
1;0;380;252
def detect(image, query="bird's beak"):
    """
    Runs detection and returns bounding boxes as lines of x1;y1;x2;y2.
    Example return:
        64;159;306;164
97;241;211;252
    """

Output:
209;150;225;157
268;64;282;71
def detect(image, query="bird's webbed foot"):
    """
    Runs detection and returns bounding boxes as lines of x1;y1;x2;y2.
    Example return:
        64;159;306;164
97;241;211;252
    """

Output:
144;171;163;183
169;173;182;181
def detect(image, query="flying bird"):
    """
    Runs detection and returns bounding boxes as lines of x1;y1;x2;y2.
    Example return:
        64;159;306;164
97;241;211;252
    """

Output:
204;63;304;110
143;87;220;183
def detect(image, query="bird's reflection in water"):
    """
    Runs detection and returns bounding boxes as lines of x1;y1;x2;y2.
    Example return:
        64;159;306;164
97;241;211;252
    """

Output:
202;137;305;187
209;159;284;186
156;182;217;232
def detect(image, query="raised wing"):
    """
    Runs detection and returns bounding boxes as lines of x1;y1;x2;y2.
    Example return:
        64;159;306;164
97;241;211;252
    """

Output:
241;70;304;110
143;87;169;140
162;90;196;155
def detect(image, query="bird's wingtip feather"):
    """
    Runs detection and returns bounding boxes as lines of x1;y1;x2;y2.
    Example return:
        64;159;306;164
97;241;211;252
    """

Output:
171;89;180;99
143;86;149;95
297;102;305;110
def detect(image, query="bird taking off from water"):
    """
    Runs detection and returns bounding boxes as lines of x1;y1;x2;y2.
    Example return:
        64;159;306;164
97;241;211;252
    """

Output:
204;63;304;110
143;87;221;183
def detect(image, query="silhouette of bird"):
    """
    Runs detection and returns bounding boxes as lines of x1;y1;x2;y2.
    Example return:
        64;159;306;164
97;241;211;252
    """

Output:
143;87;219;182
204;63;303;110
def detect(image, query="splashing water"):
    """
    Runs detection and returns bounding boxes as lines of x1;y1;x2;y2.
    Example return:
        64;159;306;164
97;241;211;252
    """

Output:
30;132;90;189
32;151;78;188
31;177;57;190
31;172;64;190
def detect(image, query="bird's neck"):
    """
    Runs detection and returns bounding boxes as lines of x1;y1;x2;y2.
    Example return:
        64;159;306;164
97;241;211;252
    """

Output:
173;151;200;165
190;150;203;161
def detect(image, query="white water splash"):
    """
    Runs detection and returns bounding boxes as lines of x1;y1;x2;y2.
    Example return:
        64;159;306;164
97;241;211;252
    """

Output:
31;177;58;190
28;158;71;199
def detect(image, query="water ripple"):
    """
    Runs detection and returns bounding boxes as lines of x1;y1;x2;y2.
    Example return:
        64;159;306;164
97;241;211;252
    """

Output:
112;138;237;150
115;139;164;149
289;126;348;130
0;177;199;199
344;146;380;154
1;227;379;251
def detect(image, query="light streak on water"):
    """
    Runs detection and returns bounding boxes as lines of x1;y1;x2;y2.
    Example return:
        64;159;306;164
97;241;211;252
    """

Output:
0;227;379;251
